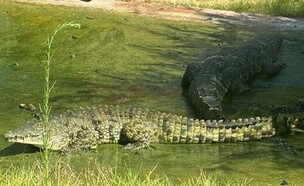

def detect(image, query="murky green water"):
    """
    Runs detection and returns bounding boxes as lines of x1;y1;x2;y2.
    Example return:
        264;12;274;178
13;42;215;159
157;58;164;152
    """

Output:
0;1;304;185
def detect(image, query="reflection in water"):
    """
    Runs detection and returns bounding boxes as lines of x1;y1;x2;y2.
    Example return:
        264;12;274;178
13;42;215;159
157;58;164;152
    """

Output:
67;137;304;184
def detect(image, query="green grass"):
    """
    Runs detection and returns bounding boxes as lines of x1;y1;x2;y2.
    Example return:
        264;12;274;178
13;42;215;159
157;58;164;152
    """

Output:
126;0;304;17
0;159;253;186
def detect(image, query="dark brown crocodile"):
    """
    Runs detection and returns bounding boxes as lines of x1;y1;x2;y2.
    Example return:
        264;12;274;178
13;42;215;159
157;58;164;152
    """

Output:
182;35;285;119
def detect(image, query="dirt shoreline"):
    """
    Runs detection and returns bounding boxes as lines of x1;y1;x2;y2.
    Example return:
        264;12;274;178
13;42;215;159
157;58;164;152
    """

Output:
10;0;304;30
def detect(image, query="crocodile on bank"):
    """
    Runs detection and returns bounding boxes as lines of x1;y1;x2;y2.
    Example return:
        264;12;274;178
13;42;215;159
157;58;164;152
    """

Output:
182;35;285;119
3;105;276;152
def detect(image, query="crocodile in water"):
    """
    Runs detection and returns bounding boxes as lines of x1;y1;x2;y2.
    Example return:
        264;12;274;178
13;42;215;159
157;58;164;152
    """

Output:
3;105;275;152
182;35;285;119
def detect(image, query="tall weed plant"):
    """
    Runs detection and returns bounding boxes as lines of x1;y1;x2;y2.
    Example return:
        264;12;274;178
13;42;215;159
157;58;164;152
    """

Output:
41;22;80;186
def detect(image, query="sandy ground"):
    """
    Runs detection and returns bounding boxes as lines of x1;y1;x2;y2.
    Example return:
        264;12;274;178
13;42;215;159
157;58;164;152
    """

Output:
11;0;304;30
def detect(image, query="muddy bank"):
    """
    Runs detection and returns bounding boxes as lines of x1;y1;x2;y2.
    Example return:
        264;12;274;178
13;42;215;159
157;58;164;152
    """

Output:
12;0;304;30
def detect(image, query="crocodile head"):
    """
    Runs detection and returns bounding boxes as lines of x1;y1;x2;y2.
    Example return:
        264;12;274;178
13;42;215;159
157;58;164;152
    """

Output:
202;98;222;119
3;119;70;151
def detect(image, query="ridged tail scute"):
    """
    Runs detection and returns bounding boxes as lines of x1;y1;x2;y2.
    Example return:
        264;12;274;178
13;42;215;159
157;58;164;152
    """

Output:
90;105;275;144
128;108;276;144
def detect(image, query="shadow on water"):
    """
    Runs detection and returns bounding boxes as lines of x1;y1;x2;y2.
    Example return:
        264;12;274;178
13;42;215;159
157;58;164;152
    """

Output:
129;19;256;67
0;143;40;157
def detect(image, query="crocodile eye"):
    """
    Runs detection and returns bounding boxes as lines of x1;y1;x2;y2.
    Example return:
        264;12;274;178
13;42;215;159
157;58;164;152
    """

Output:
92;119;101;125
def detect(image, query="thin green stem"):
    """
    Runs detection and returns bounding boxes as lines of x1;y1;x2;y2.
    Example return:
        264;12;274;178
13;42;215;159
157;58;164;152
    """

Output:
41;22;80;186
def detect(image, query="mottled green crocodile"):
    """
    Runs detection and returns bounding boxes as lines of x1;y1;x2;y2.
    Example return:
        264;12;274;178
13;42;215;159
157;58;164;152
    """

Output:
3;105;276;152
182;35;285;119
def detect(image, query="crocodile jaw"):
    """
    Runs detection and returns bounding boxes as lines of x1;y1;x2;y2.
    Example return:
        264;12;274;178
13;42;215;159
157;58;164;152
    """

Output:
3;131;70;151
3;131;44;148
3;123;69;151
200;97;222;119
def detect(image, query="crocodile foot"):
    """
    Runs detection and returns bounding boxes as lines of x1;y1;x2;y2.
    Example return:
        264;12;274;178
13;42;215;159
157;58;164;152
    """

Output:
119;120;152;150
18;103;42;120
122;141;150;150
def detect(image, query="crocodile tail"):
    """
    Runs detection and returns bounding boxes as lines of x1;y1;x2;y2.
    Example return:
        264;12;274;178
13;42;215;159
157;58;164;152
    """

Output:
159;116;275;144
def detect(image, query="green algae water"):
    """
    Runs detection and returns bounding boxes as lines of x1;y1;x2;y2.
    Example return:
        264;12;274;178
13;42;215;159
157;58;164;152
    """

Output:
0;1;304;185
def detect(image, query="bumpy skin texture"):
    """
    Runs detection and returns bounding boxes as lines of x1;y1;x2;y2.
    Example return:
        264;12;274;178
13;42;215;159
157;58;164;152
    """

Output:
182;36;284;119
3;105;275;151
